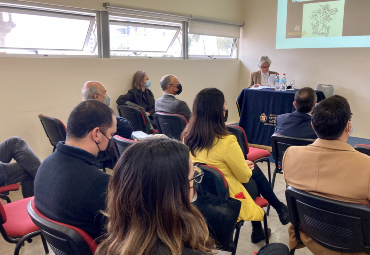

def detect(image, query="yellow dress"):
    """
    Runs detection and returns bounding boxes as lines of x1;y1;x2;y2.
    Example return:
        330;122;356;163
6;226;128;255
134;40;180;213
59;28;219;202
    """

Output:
190;135;264;222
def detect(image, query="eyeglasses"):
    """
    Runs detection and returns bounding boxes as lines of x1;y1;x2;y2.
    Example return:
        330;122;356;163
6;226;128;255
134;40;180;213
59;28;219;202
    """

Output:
189;165;204;184
261;66;270;69
169;83;181;87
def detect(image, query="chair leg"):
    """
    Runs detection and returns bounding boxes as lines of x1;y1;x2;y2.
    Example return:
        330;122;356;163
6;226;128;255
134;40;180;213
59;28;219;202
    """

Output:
41;233;49;254
266;159;271;185
263;213;269;245
271;167;278;190
13;231;43;255
231;221;244;255
289;249;295;255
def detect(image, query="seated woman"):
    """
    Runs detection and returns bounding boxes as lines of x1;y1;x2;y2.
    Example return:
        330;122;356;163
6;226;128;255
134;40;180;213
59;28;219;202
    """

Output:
248;56;278;88
182;88;289;244
116;70;156;127
95;138;215;255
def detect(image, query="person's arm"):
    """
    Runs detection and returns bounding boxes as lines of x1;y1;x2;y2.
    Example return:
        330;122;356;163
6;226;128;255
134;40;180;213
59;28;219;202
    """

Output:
224;136;252;183
115;116;133;140
116;92;134;105
248;72;254;88
177;100;192;121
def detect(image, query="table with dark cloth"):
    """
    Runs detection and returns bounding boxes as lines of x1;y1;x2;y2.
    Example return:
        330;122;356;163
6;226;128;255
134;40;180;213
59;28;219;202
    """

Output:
237;88;326;146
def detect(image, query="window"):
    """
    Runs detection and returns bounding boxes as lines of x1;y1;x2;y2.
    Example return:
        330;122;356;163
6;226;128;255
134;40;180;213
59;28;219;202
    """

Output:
0;8;97;56
188;34;237;58
109;17;182;58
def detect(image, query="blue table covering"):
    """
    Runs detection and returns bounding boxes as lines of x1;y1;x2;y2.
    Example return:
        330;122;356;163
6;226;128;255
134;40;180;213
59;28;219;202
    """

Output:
237;88;325;146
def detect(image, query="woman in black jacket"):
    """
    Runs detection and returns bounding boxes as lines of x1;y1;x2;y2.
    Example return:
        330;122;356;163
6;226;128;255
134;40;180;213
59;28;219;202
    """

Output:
116;70;156;125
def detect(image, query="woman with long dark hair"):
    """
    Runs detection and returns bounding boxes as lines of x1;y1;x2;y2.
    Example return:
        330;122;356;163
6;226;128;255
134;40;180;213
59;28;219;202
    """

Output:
95;138;215;255
182;88;289;244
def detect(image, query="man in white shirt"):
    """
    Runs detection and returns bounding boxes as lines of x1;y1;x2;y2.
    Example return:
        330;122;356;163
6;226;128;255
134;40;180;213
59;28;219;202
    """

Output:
155;75;191;121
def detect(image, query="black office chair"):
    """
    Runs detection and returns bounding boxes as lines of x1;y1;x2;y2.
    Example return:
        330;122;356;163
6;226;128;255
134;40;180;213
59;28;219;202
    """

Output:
27;198;97;255
112;135;137;158
195;164;269;255
38;114;67;152
117;105;147;132
154;112;187;140
354;144;370;156
286;186;370;255
227;125;271;184
270;134;314;189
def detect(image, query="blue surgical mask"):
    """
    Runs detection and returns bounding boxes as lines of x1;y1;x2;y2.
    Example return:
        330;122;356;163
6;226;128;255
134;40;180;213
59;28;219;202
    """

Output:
145;80;151;88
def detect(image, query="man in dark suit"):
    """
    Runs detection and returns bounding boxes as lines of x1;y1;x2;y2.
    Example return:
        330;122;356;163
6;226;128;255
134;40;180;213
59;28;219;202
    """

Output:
275;87;317;139
155;75;191;121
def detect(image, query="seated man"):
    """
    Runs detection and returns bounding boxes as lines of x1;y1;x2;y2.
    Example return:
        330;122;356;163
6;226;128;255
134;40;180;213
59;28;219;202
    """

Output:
34;100;117;240
155;74;191;121
275;87;317;139
82;81;133;139
283;95;370;255
0;137;40;198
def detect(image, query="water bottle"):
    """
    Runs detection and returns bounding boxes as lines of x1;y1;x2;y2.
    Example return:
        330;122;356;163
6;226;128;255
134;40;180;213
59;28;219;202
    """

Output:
281;74;287;91
274;74;280;91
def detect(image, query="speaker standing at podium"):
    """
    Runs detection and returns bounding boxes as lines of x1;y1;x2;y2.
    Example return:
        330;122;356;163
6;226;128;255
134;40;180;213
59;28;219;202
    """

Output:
248;56;278;88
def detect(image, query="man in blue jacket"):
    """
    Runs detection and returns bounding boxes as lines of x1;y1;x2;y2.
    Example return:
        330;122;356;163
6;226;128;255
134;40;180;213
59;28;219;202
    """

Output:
82;81;133;139
275;87;317;139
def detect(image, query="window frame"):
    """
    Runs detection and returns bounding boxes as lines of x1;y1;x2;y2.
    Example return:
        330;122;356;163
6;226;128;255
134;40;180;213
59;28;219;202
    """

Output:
0;5;99;57
188;35;238;59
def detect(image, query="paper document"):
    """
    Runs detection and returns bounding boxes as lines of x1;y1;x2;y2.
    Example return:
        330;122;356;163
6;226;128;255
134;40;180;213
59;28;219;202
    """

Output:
132;131;151;140
250;86;274;90
268;74;277;86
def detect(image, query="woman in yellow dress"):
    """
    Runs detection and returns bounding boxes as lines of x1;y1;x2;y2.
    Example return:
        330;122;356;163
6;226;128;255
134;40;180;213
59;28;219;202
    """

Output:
182;88;289;244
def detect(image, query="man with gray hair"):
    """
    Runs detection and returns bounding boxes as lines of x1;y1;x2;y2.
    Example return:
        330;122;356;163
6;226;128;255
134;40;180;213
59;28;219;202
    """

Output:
248;56;278;88
82;81;133;139
155;75;191;121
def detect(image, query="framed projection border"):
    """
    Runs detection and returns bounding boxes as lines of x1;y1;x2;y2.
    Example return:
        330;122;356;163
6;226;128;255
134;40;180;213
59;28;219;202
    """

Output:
276;0;370;49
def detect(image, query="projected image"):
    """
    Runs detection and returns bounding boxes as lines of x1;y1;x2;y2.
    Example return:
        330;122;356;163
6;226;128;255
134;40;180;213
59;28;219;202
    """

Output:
278;0;370;48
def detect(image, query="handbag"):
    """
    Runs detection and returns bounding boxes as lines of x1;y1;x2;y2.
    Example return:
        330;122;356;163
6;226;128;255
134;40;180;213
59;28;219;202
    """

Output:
193;190;241;251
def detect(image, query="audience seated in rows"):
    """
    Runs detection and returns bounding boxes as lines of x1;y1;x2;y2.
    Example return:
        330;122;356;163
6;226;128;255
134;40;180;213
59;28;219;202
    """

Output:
116;70;157;127
155;74;192;121
0;137;40;198
34;100;116;240
95;138;216;255
181;88;289;244
283;95;370;255
82;81;133;140
275;87;317;139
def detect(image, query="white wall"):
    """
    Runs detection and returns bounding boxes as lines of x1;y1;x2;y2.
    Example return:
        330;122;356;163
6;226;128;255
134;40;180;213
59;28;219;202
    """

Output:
0;58;240;160
239;0;370;139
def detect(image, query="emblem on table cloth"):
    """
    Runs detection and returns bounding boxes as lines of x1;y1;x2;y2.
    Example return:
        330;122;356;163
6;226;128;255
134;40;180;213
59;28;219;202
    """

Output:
260;113;267;123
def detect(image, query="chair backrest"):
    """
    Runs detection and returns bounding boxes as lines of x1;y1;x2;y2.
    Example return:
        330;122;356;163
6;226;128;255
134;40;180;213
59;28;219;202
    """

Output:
197;164;229;199
27;199;97;255
271;134;314;168
354;144;370;157
38;114;67;148
117;105;146;132
154;112;187;140
315;84;334;99
113;135;137;158
226;125;249;157
286;186;370;253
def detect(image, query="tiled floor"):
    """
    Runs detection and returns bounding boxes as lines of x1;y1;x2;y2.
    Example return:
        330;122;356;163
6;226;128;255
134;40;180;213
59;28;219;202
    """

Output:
0;165;313;255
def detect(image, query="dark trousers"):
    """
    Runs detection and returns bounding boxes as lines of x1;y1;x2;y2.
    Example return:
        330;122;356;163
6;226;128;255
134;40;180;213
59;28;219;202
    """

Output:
243;164;282;228
0;137;41;198
257;243;290;255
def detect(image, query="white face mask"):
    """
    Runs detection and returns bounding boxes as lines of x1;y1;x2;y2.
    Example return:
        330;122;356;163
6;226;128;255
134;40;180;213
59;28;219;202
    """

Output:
348;121;354;136
104;94;111;106
191;190;198;203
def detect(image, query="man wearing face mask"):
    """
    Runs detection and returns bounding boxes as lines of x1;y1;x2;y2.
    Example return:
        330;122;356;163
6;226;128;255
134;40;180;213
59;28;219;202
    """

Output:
155;75;191;121
82;81;133;139
283;95;370;255
34;100;116;241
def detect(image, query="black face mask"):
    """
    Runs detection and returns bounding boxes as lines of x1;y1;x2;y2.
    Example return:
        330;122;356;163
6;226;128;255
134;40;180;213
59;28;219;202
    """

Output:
176;84;182;95
96;131;113;152
224;109;228;123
